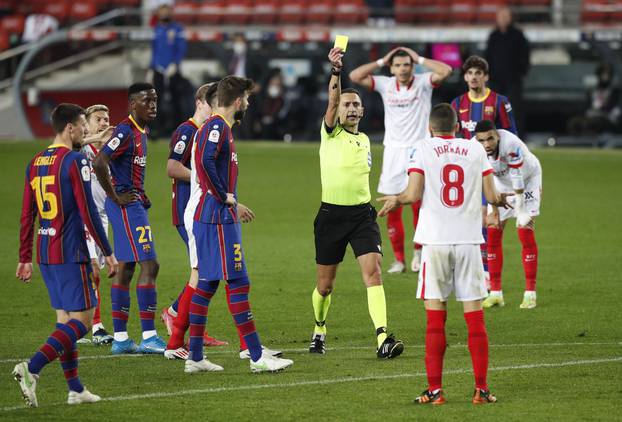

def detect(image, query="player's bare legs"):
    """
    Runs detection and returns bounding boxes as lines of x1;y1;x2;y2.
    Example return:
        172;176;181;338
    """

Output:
358;252;404;357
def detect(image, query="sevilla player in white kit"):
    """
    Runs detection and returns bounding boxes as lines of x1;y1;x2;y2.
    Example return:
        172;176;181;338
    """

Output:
474;120;542;309
81;104;115;345
350;47;452;274
378;104;512;405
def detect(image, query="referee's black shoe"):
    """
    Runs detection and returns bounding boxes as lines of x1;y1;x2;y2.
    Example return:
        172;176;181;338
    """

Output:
377;334;404;359
309;333;326;354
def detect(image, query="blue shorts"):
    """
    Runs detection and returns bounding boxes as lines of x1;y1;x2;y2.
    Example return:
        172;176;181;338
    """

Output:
40;263;97;311
482;193;487;206
105;199;157;262
194;221;247;281
176;224;189;247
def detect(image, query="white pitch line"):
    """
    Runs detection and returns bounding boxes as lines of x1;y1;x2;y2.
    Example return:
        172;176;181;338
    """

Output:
2;356;620;412
0;341;619;364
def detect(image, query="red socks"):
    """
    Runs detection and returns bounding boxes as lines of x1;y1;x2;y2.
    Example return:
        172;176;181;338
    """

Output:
464;310;489;390
518;228;538;291
487;227;503;291
225;284;248;350
412;201;422;250
167;284;195;350
387;206;405;263
425;309;447;391
92;272;101;325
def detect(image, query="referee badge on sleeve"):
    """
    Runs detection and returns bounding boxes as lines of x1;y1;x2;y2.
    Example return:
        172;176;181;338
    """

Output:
368;151;372;168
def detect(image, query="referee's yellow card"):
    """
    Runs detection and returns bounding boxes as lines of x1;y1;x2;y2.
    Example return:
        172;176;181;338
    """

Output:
334;35;349;52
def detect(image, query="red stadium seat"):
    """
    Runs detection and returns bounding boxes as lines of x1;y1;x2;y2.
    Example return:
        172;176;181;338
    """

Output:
612;0;622;21
41;2;70;24
515;0;551;5
173;2;197;25
306;0;333;24
197;0;225;25
0;28;10;51
279;0;306;24
223;0;253;25
1;14;25;35
477;1;509;23
416;0;450;23
252;0;280;25
395;0;417;24
108;0;141;7
69;2;98;22
450;0;477;23
335;0;368;24
582;0;611;23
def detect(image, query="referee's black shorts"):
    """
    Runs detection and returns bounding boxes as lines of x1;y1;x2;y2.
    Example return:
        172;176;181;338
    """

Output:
314;202;382;265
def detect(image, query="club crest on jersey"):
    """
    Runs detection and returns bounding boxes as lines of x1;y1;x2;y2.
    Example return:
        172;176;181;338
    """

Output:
143;243;152;253
81;165;91;181
234;262;242;271
209;130;220;143
108;137;121;150
174;140;186;154
484;106;494;115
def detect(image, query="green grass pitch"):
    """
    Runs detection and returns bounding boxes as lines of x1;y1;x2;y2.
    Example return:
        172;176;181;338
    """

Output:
0;140;620;420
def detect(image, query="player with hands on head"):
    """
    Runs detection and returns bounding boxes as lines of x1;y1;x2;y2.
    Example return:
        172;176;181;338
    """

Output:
350;46;452;274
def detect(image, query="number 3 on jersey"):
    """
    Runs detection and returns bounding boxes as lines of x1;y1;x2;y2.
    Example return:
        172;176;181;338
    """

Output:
30;175;58;219
441;164;464;208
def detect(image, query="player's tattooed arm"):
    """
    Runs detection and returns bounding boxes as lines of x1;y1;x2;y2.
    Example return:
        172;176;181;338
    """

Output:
325;47;343;129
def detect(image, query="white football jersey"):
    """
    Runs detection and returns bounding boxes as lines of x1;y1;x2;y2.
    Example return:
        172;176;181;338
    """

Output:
478;129;541;184
372;73;436;147
183;131;202;230
409;136;493;245
80;144;107;213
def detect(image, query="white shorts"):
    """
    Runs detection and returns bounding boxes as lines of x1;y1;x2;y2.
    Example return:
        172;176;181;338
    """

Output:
184;199;199;269
377;145;414;195
86;207;109;269
417;244;488;302
488;172;542;222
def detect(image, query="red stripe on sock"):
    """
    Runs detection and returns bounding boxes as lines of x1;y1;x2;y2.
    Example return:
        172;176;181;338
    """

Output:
237;320;257;337
111;284;130;291
225;284;248;350
518;228;538;291
487;227;504;291
112;311;129;321
40;343;59;361
387;206;405;263
228;300;250;315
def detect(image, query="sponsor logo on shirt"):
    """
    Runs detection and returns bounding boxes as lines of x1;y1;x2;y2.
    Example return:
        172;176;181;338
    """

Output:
38;227;57;236
461;120;477;132
231;152;238;164
133;155;147;166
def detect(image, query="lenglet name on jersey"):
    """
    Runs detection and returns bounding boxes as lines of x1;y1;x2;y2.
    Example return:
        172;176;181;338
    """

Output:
433;144;469;158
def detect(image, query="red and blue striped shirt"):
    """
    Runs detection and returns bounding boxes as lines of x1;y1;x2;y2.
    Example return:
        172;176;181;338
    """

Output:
169;118;199;226
194;114;239;225
451;88;517;139
100;115;150;207
19;144;112;264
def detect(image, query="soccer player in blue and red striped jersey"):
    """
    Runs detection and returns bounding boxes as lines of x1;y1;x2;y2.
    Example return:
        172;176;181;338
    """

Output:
94;83;166;355
451;56;518;281
14;103;119;408
185;76;293;373
161;83;227;350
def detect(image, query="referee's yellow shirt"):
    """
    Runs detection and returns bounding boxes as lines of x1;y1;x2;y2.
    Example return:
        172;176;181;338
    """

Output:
320;121;372;206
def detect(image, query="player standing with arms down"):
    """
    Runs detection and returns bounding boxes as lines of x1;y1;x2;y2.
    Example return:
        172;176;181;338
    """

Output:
309;47;404;358
451;55;518;283
94;83;167;355
378;104;512;404
474;120;541;309
185;75;293;373
350;47;452;274
80;104;115;345
14;104;118;407
161;83;228;348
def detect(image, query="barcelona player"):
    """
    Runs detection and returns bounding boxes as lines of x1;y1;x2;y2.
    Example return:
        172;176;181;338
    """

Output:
451;55;517;282
93;83;166;355
14;103;118;407
184;76;293;373
161;83;228;348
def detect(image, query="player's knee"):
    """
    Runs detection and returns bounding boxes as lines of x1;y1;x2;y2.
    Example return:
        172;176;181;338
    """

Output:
141;260;160;279
316;285;333;296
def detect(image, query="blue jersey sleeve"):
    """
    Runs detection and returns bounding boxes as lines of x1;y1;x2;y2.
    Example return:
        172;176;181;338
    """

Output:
496;95;518;135
69;154;112;256
200;120;228;202
100;124;133;159
168;125;193;162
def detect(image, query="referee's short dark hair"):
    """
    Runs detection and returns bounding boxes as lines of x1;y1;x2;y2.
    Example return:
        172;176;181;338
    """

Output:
51;103;85;134
429;103;457;133
475;120;496;133
128;82;155;99
341;88;362;102
217;76;254;107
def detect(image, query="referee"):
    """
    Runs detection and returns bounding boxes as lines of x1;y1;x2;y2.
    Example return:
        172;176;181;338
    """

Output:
309;47;404;359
